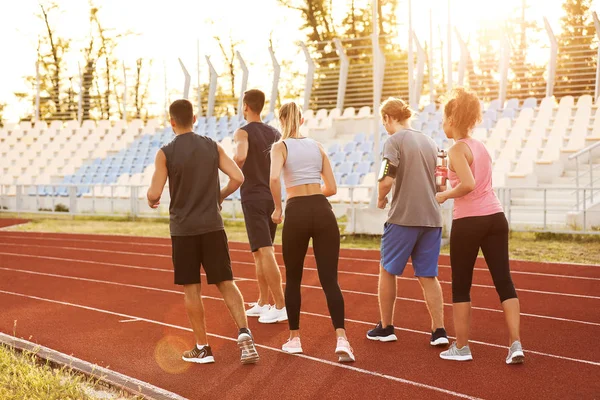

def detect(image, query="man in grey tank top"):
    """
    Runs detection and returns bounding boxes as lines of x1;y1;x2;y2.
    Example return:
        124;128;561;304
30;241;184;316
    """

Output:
147;99;259;365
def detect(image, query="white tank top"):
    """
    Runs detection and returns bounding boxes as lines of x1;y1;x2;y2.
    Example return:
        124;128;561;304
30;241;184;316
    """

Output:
283;138;322;188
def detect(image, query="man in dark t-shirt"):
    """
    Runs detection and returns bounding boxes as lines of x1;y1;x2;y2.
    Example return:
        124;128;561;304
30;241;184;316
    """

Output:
233;90;287;324
147;99;259;365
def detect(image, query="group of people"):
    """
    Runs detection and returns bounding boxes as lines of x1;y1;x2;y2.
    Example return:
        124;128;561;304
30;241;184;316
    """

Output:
146;87;524;367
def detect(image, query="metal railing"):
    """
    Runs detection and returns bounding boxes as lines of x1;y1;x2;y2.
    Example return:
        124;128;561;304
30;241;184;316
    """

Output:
568;141;600;209
2;183;599;234
496;186;600;233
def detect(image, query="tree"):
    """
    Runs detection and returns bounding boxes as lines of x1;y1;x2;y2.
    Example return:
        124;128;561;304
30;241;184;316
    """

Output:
280;0;403;109
0;103;5;126
36;2;72;120
131;59;153;120
504;0;547;99
555;0;597;98
214;33;242;100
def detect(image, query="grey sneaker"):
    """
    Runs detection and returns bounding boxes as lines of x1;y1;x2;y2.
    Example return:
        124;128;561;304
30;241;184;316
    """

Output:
238;329;259;365
506;341;525;365
440;342;473;361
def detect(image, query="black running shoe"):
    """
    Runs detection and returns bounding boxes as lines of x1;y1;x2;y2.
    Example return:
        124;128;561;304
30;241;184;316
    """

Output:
182;345;215;364
238;328;259;364
366;321;397;342
430;328;449;346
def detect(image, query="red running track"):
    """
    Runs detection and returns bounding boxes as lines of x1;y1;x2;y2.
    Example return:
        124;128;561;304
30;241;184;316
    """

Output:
0;231;599;399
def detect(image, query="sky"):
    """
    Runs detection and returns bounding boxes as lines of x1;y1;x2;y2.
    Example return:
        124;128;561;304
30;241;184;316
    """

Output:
0;0;597;120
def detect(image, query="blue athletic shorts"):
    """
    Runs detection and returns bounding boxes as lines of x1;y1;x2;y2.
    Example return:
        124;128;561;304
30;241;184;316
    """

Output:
380;223;441;277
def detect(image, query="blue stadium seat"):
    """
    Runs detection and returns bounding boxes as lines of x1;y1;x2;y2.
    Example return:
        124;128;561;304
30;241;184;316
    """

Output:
506;98;519;110
522;97;537;109
345;173;361;186
354;133;366;143
347;151;364;163
334;172;344;184
502;108;516;119
337;162;353;176
343;141;357;154
328;143;341;155
483;109;497;122
358;141;373;153
355;161;372;176
332;152;346;165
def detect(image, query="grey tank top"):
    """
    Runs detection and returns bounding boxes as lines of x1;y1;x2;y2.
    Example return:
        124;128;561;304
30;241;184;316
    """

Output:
283;138;322;188
161;133;224;236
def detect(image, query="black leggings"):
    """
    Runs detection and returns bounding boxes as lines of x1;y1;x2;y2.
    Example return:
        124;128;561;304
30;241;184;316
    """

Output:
282;194;345;331
450;212;518;303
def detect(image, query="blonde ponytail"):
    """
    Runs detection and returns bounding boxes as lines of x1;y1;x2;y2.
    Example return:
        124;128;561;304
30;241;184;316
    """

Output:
279;102;302;140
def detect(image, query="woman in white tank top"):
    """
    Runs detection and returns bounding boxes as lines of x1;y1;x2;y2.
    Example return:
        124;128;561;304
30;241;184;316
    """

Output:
269;102;355;363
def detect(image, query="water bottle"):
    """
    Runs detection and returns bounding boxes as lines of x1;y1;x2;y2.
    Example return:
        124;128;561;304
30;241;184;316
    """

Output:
435;150;448;192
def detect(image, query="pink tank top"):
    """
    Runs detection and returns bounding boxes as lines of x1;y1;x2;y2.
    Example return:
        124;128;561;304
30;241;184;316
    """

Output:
448;138;503;220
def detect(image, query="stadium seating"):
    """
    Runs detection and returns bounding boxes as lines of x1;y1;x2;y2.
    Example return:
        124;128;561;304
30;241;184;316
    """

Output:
1;95;599;223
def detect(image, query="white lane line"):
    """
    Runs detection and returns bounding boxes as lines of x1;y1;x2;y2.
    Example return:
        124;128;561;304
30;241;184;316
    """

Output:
2;233;599;272
1;266;599;367
1;245;598;299
118;318;141;323
0;255;598;327
0;289;483;400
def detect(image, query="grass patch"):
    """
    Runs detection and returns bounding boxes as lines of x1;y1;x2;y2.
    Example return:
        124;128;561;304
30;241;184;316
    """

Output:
3;214;599;264
0;344;137;400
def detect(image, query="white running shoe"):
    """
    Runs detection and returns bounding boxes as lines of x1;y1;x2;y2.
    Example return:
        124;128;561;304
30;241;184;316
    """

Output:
246;302;270;317
506;341;525;365
282;337;303;354
440;342;473;361
335;337;355;363
258;306;288;324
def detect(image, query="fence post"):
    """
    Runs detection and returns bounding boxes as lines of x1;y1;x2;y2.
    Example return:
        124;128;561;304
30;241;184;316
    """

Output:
583;189;587;231
69;186;77;215
498;35;511;106
369;21;384;208
16;185;22;213
575;157;580;210
299;42;315;112
205;56;218;119
268;47;280;115
544;18;558;98
590;149;594;204
543;188;547;229
412;30;426;110
593;12;600;101
334;39;349;111
236;51;249;120
130;186;138;219
178;58;191;100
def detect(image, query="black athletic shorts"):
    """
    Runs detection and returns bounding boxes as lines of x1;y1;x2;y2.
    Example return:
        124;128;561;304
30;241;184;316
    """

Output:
241;200;277;252
171;230;233;285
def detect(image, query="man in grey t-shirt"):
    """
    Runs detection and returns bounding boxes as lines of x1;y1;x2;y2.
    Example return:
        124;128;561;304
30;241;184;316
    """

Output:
366;98;448;347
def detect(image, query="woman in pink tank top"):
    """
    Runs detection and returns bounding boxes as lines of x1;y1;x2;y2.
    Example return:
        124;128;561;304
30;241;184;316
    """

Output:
436;88;524;365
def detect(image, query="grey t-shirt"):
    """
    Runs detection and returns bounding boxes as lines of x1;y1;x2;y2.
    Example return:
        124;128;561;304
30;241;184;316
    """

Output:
382;128;442;228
